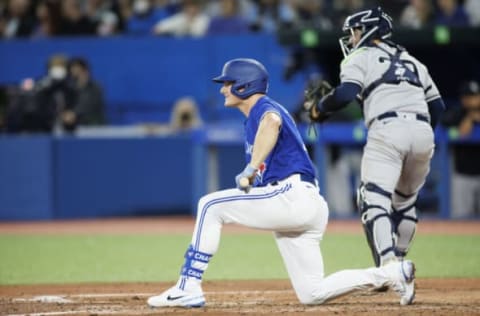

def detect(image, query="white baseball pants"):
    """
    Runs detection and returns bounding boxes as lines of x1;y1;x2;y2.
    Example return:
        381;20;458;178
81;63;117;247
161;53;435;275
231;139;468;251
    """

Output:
189;174;396;304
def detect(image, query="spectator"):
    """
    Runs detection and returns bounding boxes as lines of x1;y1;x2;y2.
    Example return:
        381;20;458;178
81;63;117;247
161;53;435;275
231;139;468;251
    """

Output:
31;0;62;38
434;0;469;27
465;0;480;26
331;0;366;28
116;0;133;31
153;0;210;37
245;0;296;33
169;96;203;132
60;0;96;36
376;0;409;22
206;0;250;35
126;0;169;36
441;80;480;218
85;0;120;36
400;0;434;29
61;57;105;132
6;54;73;133
292;0;332;30
1;0;35;38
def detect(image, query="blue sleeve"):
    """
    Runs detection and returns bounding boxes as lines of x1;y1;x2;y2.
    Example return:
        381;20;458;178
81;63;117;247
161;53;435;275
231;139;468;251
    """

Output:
427;97;446;129
319;82;362;112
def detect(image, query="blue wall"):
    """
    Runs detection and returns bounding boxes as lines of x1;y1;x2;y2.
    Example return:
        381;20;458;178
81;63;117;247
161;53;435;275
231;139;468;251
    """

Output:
0;35;306;124
53;137;192;218
1;126;480;221
0;136;53;220
0;135;192;220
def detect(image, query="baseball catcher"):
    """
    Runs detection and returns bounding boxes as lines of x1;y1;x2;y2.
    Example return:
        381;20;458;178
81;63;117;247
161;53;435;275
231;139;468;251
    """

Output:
305;6;445;273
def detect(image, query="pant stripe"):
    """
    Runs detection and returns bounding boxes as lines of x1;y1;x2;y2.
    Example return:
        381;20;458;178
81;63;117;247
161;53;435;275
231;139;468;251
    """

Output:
194;183;292;251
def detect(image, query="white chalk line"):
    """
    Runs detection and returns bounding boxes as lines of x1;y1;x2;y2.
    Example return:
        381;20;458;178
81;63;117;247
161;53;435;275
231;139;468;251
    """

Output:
7;311;127;316
6;290;294;316
11;289;292;301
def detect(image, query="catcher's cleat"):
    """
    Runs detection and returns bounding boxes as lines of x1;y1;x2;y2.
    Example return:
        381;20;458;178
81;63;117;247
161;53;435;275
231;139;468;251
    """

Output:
383;259;416;305
147;286;205;308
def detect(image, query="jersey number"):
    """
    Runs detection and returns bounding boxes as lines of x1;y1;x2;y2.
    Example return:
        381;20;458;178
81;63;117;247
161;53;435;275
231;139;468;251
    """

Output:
379;57;420;85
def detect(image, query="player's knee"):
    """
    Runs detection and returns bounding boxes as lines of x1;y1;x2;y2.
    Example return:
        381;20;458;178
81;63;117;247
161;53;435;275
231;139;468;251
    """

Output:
197;195;209;213
357;182;392;216
293;283;328;305
299;288;332;305
393;190;417;210
197;191;221;209
197;193;225;221
296;290;318;305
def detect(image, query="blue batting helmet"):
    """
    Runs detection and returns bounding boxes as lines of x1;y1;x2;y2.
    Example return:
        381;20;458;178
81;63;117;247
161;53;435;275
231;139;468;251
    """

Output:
212;58;269;99
339;7;393;57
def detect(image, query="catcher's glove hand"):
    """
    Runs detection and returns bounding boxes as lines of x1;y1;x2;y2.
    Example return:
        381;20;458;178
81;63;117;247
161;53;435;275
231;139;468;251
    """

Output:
303;79;333;123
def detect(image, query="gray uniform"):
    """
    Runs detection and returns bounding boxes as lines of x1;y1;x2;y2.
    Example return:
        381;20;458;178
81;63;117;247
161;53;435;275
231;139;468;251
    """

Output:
340;42;441;265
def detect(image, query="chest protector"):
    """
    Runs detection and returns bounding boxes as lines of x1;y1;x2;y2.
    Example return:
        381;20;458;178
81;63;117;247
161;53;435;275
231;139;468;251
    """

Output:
361;46;422;100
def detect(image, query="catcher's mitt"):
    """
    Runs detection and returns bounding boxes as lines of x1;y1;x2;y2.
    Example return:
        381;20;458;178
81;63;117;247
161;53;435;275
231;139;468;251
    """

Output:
303;79;333;123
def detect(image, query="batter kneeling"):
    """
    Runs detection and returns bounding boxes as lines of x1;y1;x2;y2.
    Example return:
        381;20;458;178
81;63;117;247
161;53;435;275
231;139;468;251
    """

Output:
147;56;415;308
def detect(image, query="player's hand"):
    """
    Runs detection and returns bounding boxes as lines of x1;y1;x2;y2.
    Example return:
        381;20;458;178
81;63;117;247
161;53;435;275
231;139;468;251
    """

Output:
235;164;257;193
303;79;333;123
310;99;332;123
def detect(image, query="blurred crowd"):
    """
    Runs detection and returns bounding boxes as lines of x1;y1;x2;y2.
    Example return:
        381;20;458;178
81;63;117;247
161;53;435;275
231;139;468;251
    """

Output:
1;0;479;39
3;54;105;133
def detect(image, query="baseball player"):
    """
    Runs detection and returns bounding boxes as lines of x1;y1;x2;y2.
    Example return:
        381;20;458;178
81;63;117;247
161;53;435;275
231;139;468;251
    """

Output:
305;8;445;268
147;58;415;308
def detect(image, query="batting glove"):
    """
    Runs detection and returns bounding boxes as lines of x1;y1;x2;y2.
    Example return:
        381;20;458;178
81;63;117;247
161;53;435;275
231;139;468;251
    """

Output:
235;164;257;193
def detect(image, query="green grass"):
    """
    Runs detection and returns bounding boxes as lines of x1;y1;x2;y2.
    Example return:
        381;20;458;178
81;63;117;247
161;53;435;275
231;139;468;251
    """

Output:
0;234;479;285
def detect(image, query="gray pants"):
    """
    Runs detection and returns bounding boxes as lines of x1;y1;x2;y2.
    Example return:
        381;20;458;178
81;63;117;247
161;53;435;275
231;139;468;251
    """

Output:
361;115;434;264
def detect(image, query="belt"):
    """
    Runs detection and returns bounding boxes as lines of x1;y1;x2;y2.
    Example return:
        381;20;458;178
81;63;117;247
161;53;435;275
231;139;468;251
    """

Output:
271;174;316;186
376;111;429;123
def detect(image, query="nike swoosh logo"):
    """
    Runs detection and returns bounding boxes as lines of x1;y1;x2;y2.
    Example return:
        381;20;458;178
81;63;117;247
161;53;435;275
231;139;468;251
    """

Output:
167;295;185;301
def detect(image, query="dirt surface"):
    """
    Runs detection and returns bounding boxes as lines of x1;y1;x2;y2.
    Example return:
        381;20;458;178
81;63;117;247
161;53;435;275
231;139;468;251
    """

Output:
1;218;479;315
1;279;479;316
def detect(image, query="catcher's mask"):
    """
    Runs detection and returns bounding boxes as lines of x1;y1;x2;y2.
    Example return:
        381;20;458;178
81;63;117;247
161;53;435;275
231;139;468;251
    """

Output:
212;58;269;99
339;7;393;58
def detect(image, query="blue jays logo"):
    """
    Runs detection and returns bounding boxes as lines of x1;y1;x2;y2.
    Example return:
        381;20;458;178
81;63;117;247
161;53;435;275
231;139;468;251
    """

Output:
256;162;267;183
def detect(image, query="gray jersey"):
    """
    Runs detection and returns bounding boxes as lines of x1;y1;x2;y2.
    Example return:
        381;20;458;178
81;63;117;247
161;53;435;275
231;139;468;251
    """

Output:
340;42;441;125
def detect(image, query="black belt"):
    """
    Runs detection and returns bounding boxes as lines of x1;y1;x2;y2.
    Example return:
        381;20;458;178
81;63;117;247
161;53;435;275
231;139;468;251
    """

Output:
271;174;316;186
377;111;429;123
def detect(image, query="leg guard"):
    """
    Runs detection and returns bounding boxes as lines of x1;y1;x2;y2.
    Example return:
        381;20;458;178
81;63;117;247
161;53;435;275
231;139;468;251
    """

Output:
178;245;212;291
391;202;418;259
357;182;396;267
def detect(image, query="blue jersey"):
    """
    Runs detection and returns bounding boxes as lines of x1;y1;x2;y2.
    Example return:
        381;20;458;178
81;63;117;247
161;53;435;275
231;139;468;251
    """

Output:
244;96;316;187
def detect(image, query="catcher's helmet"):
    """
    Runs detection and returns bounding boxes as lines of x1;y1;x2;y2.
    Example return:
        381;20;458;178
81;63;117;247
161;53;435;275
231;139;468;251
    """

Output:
339;7;393;57
213;58;269;99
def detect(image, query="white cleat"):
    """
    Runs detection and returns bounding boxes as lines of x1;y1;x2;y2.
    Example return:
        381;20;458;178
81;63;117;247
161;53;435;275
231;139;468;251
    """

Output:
384;259;416;305
147;286;205;308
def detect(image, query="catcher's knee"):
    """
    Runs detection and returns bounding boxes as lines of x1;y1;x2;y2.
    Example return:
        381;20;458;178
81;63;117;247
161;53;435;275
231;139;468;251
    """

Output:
393;189;417;209
357;182;392;213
